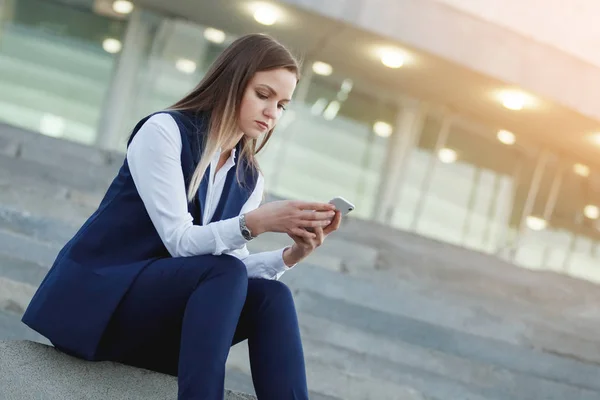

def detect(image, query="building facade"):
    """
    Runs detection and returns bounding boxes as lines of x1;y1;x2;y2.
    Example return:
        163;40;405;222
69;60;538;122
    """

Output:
2;0;600;283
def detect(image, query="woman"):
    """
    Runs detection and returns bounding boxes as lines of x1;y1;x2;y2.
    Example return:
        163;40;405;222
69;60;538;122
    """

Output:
22;33;342;399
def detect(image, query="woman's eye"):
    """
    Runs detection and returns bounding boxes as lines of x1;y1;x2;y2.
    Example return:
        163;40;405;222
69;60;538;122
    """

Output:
256;92;268;100
278;104;287;111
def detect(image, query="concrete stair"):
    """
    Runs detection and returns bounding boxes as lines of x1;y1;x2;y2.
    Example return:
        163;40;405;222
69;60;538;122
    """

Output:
3;124;600;399
0;341;256;400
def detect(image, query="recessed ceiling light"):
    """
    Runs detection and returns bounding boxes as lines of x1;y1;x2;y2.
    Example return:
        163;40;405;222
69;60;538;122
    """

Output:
497;90;532;111
312;61;333;76
587;133;600;147
573;163;590;177
102;38;122;54
438;148;457;163
584;205;600;220
373;121;393;138
176;59;197;74
253;3;279;25
497;129;516;145
112;0;134;14
526;216;547;231
379;48;405;68
203;27;226;44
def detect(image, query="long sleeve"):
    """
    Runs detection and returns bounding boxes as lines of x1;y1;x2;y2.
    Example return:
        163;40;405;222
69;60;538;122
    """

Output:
126;113;293;279
127;113;248;257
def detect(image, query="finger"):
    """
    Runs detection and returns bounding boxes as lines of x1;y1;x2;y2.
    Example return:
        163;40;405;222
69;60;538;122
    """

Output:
291;227;316;240
299;210;336;221
314;226;325;244
323;211;342;235
298;219;333;228
295;201;336;211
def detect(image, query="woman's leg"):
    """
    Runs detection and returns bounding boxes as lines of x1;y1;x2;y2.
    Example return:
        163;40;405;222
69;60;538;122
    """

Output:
97;254;248;400
233;279;309;400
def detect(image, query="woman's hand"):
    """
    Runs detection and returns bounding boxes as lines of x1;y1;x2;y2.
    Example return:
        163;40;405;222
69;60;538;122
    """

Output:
245;200;336;240
283;210;342;266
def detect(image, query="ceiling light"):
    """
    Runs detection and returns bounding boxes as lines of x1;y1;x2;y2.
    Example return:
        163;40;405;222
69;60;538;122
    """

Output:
438;148;457;163
312;61;333;76
253;4;279;25
584;205;600;220
203;27;226;44
498;90;532;111
587;133;600;147
379;48;405;68
497;130;516;145
112;0;134;14
39;114;65;138
102;38;122;54
573;163;590;177
340;79;353;93
176;59;197;74
373;121;393;138
526;216;547;231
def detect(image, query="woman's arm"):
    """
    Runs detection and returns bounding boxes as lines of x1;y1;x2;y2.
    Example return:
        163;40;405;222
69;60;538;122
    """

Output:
127;113;247;257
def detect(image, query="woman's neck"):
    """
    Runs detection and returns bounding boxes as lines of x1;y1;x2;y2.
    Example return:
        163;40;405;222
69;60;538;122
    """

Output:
222;132;245;155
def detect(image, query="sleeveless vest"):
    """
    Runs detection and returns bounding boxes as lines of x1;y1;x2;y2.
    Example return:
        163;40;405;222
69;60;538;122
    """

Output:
22;110;258;360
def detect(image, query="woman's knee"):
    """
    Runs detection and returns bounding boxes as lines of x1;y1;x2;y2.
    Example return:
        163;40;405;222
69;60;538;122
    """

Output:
249;279;295;308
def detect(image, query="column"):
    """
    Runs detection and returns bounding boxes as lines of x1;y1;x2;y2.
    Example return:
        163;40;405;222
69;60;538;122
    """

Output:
372;99;426;222
95;10;151;152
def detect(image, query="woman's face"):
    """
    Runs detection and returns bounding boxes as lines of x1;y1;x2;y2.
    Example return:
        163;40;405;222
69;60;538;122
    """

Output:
238;68;297;140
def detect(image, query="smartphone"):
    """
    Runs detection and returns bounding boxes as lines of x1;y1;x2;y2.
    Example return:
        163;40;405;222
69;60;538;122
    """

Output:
329;196;355;216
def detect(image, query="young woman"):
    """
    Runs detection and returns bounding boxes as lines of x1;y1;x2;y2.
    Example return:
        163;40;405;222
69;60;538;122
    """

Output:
22;33;342;399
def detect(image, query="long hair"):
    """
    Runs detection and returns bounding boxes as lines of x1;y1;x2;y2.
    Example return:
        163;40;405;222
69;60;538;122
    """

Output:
168;33;301;202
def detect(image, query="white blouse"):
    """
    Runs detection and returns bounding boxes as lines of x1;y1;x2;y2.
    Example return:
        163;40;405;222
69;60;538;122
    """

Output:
126;113;290;280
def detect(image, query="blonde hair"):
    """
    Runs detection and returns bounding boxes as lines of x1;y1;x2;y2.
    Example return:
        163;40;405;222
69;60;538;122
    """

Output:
168;33;300;201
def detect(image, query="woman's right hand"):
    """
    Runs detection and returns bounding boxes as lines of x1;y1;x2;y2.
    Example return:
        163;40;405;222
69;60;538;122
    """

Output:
245;200;336;239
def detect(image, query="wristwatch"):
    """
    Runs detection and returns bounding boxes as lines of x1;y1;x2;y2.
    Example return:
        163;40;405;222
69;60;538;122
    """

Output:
239;214;255;241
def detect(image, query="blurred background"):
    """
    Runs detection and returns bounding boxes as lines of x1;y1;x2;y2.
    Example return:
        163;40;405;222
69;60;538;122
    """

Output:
3;0;600;399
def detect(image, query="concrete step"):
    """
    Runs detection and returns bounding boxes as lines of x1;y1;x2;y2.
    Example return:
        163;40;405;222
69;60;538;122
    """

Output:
0;205;78;246
248;231;379;274
225;367;342;400
0;310;46;342
283;263;600;365
298;314;600;400
290;286;600;392
0;341;255;400
0;122;122;176
0;228;60;267
0;182;98;227
0;152;114;196
227;341;429;400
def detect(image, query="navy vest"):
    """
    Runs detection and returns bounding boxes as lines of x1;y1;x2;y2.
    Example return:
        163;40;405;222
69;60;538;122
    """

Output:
22;110;257;360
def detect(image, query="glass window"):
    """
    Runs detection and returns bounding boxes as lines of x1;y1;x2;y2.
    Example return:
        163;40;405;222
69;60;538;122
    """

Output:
515;154;600;282
0;0;126;144
396;117;531;254
120;18;232;137
118;15;392;219
262;73;395;219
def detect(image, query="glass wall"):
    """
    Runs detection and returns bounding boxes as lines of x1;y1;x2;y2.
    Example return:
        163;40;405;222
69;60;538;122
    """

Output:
3;1;600;284
118;17;394;220
0;0;125;144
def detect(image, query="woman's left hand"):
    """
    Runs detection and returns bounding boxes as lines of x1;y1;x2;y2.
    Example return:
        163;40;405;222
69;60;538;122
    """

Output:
283;210;342;266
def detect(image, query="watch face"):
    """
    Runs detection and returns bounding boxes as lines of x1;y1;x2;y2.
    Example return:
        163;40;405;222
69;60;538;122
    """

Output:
242;228;253;240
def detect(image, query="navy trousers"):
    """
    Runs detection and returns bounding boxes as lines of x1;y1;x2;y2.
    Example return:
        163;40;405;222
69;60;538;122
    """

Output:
95;254;309;400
